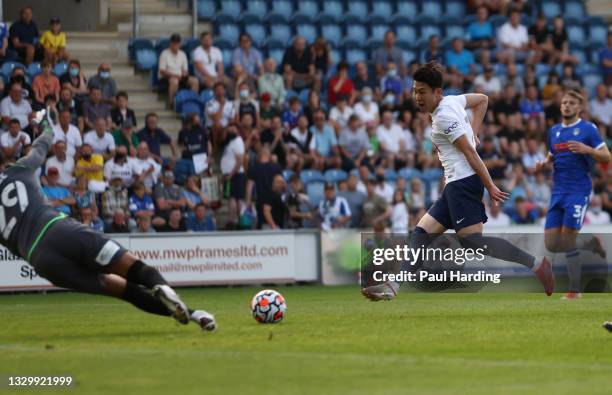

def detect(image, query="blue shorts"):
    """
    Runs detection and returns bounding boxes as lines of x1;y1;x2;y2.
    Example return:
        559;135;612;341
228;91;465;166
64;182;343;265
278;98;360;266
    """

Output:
545;193;589;230
428;174;488;230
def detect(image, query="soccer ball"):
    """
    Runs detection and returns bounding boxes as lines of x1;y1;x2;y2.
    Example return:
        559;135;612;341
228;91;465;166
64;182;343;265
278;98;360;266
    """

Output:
251;289;286;323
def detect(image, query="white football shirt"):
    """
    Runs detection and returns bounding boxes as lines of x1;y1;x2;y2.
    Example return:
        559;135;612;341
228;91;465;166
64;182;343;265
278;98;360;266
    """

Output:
430;95;476;183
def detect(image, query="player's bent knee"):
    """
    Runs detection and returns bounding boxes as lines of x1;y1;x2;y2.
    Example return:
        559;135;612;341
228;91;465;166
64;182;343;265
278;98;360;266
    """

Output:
103;274;127;298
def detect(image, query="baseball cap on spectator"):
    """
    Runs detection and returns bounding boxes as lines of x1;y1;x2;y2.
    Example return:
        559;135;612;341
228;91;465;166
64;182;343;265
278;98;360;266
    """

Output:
260;92;271;102
47;167;59;176
170;33;181;43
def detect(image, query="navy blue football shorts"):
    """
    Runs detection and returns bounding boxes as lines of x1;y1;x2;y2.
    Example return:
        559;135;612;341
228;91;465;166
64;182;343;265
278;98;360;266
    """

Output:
428;174;488;230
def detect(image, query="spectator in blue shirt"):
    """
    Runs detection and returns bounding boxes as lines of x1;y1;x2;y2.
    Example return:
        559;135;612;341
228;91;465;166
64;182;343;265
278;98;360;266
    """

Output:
186;203;216;231
129;181;156;218
137;112;178;161
43;167;75;215
422;35;443;65
310;109;341;170
446;38;476;77
509;197;537;224
599;32;612;86
519;85;545;131
281;97;303;130
231;33;263;82
319;183;352;231
8;6;41;65
0;21;17;64
79;207;105;233
380;62;403;104
466;6;495;50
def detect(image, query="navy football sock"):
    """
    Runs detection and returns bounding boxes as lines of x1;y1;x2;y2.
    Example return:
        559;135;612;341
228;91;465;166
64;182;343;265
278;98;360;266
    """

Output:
122;282;171;316
126;260;168;288
459;233;536;268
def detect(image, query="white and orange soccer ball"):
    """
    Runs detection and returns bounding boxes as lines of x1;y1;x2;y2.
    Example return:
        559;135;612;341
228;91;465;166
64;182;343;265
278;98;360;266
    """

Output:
251;289;286;324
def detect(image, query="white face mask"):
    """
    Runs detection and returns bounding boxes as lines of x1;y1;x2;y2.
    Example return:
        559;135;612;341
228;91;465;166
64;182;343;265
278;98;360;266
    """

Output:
388;69;397;77
362;95;372;103
384;95;395;104
239;90;249;99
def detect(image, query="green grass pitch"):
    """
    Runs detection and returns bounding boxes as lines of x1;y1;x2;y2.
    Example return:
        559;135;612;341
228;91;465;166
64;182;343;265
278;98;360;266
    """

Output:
2;286;612;395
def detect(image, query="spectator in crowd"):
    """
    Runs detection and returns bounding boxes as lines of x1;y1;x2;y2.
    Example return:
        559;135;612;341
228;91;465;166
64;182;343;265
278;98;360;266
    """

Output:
474;64;502;99
81;87;111;131
258;58;286;109
192;31;226;89
328;94;354;134
205;83;234;144
408;178;425;211
1;118;31;160
361;180;390;229
503;63;525;95
112;119;138;156
319;183;351;230
101;175;129;223
261;174;287;229
303;90;322;125
589;84;611;127
32;61;60;108
599;32;612;85
338;175;366;228
132;142;161;191
220;125;246;227
550;16;577;66
286;114;313;171
111;91;137;129
156;208;186;232
0;20;13;64
529;170;551;214
327;61;355;106
585;195;611;225
478;136;506;182
258;92;279;129
520;85;545;131
466;6;495;51
246;146;282;228
373;31;405;78
282;36;318;92
485;202;512;227
234;82;260;127
183;175;210;212
187;203;216;231
1;84;32;130
57;87;84;130
380;63;403;104
45;140;74;187
176;114;207;163
71;174;97;215
560;62;581;91
284;175;313;229
74;143;104;190
377;110;410;169
129;180;157;219
87;63;118;104
84;118;116;160
391;189;409;233
510;196;537;224
154;170;187;219
6;65;33;101
353;61;378;95
53;108;82;158
522;138;546;176
232;33;263;82
43;167;74;215
40;17;68;64
133;213;156;234
339;114;369;172
106;208;130;233
310;109;341;170
137;112;177;161
353;87;379;128
311;37;332;78
542;71;562;102
9;6;41;65
497;10;530;64
158;34;199;107
60;59;88;98
104;145;133;187
446;38;476;86
282;97;303;130
260;113;286;162
528;13;554;65
423;35;444;65
79;207;104;233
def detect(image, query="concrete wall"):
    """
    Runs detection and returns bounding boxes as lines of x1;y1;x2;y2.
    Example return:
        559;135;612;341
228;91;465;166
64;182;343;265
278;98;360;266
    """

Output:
3;0;102;31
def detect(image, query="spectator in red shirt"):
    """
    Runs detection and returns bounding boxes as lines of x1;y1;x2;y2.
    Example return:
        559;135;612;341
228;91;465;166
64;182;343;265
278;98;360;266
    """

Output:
327;61;355;106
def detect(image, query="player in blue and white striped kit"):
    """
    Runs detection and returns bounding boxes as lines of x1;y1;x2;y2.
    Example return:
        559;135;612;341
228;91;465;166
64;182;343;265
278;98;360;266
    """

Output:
536;90;611;300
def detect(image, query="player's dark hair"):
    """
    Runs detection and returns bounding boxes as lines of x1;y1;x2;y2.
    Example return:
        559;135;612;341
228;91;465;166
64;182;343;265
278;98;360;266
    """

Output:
413;62;444;90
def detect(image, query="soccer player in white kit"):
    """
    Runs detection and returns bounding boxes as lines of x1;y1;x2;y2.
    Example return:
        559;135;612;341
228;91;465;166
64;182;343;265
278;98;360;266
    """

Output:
362;62;555;300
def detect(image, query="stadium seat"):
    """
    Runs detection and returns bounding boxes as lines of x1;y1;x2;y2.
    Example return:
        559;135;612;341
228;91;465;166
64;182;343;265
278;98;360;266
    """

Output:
128;37;155;63
370;24;389;43
324;169;348;184
444;25;465;41
216;0;241;22
1;61;25;81
535;63;550;76
200;89;214;105
319;0;344;23
242;0;268;23
343;25;368;47
26;62;41;78
345;0;368;24
135;49;158;70
421;168;443;182
567;24;586;47
489;15;508;29
419;25;442;43
268;48;285;65
583;73;603;98
53;62;68;77
267;0;294;23
173;159;195;185
398;167;422;181
244;23;268;47
571;48;587;65
402;49;417;64
384;169;398;182
155;37;170;55
346;48;367;65
444;1;466;21
395;25;418;48
306;182;325;207
221;48;233;68
369;0;394;24
540;1;562;20
420;1;442;23
282;169;295;181
293;0;319;23
392;0;417;24
182;37;200;60
175;90;202;113
218;24;241;47
588;24;608;48
295;24;318;44
320;24;343;47
197;0;216;20
564;1;586;23
269;24;293;46
300;170;325;184
298;88;310;105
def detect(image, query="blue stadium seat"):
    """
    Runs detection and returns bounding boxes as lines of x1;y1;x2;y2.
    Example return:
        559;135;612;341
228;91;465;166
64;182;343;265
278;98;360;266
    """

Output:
218;24;241;47
197;0;216;20
268;48;285;65
27;62;41;78
345;0;368;24
221;48;233;67
571;48;587;65
216;0;241;22
419;25;442;42
1;61;25;80
155;37;170;55
564;1;585;23
321;24;343;47
588;24;608;48
129;37;154;63
282;169;294;181
173;159;195;185
346;48;367;65
343;24;368;47
398;167;422;181
567;24;586;48
540;1;561;20
444;1;466;21
384;169;398;182
293;0;319;23
135;49;158;70
175;89;202;113
53;62;67;77
370;24;389;42
421;168;443;183
215;38;233;50
245;23;268;47
181;100;204;119
319;0;344;23
296;24;318;44
267;0;294;23
402;49;417;64
306;182;325;207
182;37;200;60
420;1;442;23
200;89;214;105
489;15;508;29
300;170;325;184
324;169;348;184
369;0;394;24
393;0;417;24
583;73;602;98
242;0;268;22
444;25;465;41
395;25;418;48
298;88;310;105
535;63;550;76
269;24;293;46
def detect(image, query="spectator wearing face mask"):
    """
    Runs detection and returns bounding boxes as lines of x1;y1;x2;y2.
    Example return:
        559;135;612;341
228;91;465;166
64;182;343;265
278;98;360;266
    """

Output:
353;87;379;128
380;63;403;105
373;31;405;78
233;83;259;128
5;66;32;101
60;59;88;98
87;63;117;105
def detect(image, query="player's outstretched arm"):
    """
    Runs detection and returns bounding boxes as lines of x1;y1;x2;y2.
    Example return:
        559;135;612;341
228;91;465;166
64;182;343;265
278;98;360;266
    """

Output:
463;93;488;136
14;119;54;170
453;135;509;205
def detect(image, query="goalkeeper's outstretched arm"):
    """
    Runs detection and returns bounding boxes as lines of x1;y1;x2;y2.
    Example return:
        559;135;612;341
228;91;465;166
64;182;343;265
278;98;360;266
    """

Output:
14;118;54;170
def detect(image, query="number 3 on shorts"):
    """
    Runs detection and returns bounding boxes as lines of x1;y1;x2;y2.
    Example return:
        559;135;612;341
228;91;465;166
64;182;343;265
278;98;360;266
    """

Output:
573;204;587;225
